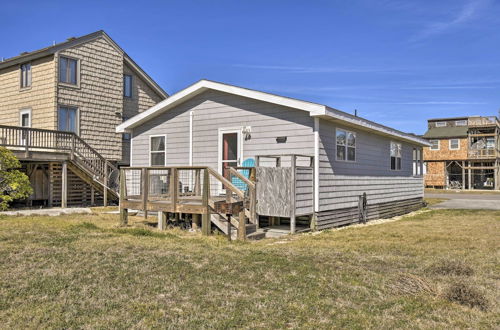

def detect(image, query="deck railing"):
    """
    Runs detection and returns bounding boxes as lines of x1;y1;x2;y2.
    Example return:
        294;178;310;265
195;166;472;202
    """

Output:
468;148;499;159
119;166;257;240
0;125;119;195
468;116;500;127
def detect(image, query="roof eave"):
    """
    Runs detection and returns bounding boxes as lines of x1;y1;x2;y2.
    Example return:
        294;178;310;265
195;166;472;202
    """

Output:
312;108;430;147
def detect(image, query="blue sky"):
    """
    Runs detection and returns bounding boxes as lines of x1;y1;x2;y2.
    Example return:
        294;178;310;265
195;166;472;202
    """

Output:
1;0;500;134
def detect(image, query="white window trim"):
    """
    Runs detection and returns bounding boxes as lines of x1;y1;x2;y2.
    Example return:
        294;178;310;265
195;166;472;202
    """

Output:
435;121;447;127
149;134;167;166
58;55;81;88
430;140;440;150
20;62;32;89
390;141;402;171
335;128;356;162
19;108;32;127
449;139;460;150
57;105;80;135
455;120;467;126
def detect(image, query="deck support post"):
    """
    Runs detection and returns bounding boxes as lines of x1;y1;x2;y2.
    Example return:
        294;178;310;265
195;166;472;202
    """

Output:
142;168;149;218
192;214;200;230
461;161;466;190
227;214;232;241
201;168;211;235
61;161;67;208
468;161;472;190
158;211;167;230
119;168;128;226
91;186;95;205
238;210;246;240
290;155;297;234
103;162;108;207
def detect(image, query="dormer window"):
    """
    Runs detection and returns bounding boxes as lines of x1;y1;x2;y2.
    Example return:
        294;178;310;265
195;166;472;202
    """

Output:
20;63;31;88
435;122;447;127
455;120;467;126
59;56;78;85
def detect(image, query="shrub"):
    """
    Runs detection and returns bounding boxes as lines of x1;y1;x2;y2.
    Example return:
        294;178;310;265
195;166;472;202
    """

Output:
0;147;32;210
428;259;474;276
443;281;489;311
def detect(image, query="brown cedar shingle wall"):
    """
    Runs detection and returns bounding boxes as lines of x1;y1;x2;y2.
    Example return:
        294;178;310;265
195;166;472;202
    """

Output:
423;138;468;161
425;161;445;187
0;55;56;129
57;37;124;160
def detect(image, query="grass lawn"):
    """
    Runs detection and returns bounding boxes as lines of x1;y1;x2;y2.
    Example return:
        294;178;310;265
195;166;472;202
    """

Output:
0;209;499;328
425;188;500;195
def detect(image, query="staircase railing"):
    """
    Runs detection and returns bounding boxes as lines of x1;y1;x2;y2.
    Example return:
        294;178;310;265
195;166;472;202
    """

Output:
119;166;255;240
0;125;119;196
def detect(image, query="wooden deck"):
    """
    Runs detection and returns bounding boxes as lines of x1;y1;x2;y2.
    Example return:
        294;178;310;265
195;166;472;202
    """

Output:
119;166;257;240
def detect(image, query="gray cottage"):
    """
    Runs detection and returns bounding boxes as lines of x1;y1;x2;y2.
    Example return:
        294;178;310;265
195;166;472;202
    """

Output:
116;80;428;237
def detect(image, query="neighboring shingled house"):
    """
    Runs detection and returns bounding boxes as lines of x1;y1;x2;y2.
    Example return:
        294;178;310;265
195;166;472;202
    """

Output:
423;116;500;190
0;30;168;207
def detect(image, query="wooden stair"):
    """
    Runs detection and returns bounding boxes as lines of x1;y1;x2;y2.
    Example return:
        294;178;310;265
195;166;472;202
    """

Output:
0;125;120;205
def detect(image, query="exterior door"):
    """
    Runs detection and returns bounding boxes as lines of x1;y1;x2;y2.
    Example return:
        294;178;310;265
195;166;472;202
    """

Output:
19;109;31;145
219;129;242;191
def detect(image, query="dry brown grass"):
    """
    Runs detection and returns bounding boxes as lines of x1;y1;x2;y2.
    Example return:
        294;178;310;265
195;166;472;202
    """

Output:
443;281;489;311
0;209;498;328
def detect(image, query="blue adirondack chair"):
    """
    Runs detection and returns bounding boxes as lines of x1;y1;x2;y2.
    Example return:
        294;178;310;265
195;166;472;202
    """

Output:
231;158;255;192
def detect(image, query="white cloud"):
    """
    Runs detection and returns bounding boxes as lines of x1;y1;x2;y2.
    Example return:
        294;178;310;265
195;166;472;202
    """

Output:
410;0;490;42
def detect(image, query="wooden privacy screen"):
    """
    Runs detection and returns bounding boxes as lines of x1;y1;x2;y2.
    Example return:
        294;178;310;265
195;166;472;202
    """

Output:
256;167;291;217
256;166;314;218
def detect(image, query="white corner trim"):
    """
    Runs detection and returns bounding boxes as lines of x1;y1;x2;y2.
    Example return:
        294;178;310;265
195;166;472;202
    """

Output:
314;117;320;213
189;111;194;166
130;132;134;166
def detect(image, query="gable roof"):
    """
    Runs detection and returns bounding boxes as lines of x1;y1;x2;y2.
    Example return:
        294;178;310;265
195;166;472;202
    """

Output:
116;79;429;147
423;126;468;139
0;30;168;99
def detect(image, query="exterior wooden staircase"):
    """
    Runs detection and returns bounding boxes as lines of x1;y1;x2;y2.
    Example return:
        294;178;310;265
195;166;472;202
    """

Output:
119;166;259;240
0;125;120;205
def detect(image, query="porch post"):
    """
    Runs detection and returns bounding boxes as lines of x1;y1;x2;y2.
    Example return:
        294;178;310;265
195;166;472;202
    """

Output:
290;155;297;234
201;168;211;235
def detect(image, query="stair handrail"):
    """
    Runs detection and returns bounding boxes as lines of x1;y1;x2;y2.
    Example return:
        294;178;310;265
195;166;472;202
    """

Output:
0;125;119;194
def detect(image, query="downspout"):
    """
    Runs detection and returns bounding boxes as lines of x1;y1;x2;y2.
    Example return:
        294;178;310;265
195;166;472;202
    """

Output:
314;117;319;213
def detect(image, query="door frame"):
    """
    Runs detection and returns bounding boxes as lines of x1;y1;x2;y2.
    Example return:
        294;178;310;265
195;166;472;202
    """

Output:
19;108;32;145
19;108;32;127
217;127;243;192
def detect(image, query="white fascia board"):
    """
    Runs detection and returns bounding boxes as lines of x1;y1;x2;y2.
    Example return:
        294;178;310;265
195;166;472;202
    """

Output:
315;107;430;147
116;80;326;132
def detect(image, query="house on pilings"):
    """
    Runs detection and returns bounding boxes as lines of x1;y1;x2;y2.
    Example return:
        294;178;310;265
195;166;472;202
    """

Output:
0;31;167;207
116;80;429;239
423;116;500;190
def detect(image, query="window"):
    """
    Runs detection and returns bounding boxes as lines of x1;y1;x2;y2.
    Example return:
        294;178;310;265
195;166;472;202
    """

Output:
20;63;31;88
19;109;31;127
435;122;447;127
413;148;422;176
449;139;459;150
390;141;402;170
429;140;440;150
59;56;78;85
58;106;78;133
122;116;131;141
336;129;356;161
150;135;166;166
455;120;467;126
124;75;132;98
